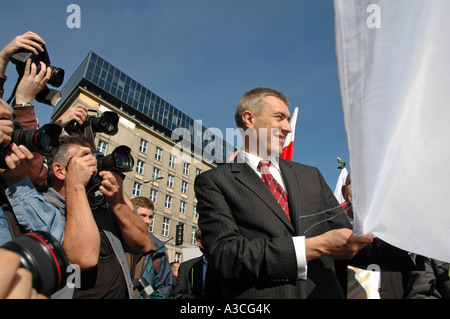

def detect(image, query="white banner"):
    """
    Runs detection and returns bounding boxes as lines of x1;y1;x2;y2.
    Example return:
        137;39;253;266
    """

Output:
334;0;450;262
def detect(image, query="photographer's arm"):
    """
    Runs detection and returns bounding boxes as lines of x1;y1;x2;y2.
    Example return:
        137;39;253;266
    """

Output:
63;148;100;268
100;171;154;253
12;59;52;192
1;144;63;242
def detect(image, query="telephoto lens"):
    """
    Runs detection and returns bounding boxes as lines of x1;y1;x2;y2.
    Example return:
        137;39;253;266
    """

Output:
1;231;69;296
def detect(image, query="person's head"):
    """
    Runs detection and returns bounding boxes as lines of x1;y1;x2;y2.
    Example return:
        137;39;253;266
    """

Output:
235;88;292;158
47;134;93;192
130;196;155;227
195;228;204;251
170;262;180;277
341;173;353;219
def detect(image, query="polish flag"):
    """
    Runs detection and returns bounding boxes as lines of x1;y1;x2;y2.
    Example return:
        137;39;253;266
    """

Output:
280;107;299;161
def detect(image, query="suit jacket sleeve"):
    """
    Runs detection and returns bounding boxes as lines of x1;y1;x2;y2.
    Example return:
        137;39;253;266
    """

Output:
195;169;298;283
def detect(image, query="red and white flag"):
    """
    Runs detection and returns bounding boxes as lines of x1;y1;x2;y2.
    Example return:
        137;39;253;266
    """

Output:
280;107;299;161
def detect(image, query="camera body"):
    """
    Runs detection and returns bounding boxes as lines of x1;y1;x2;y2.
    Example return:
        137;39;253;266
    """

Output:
0;118;62;168
9;41;64;106
86;145;134;208
65;111;119;136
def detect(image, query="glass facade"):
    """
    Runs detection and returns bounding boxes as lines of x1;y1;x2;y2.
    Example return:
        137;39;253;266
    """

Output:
54;51;234;163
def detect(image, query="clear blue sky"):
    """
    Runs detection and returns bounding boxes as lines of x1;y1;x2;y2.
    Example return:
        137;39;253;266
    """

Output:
1;0;348;189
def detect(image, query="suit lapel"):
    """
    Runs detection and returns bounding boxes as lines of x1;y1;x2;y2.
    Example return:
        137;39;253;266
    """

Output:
231;161;295;233
279;159;304;235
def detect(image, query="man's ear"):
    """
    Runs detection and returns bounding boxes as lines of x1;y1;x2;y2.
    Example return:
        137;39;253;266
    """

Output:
52;163;66;181
241;110;255;129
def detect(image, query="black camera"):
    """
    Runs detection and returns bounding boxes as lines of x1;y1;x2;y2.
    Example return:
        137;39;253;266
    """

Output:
9;41;64;106
0;119;62;168
1;231;70;296
65;111;119;136
86;145;134;208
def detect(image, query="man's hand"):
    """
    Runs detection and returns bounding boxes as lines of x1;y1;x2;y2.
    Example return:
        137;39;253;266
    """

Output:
0;249;46;299
15;59;51;105
1;143;34;186
99;171;124;207
305;228;373;261
65;146;98;189
0;31;45;77
54;104;88;128
0;118;13;147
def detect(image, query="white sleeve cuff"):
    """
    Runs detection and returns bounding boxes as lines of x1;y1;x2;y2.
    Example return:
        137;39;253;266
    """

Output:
293;236;307;280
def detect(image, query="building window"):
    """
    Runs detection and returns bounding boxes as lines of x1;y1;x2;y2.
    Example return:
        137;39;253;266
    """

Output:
139;138;148;154
150;189;157;204
164;195;172;209
162;217;170;237
181;181;188;194
174;251;182;263
169;154;176;168
191;226;197;244
136;159;145;175
155;147;163;161
183;162;190;175
167;174;174;188
97;140;108;155
179;201;186;214
196;168;202;175
193;205;198;219
152;167;161;181
148;215;154;233
132;181;142;196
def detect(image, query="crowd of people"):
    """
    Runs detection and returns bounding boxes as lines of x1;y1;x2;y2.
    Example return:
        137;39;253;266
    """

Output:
0;31;448;300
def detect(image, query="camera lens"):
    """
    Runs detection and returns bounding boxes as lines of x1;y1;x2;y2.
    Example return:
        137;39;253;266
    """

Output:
11;123;61;157
91;112;119;135
48;67;65;88
1;231;69;296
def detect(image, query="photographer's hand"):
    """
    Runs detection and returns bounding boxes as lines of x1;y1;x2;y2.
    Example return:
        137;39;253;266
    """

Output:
1;143;34;186
0;249;46;299
98;171;123;205
65;146;98;188
0;31;45;77
54;104;88;128
0;117;13;147
15;59;51;105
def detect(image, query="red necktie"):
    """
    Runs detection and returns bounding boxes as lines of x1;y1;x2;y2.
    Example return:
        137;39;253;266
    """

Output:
257;160;291;222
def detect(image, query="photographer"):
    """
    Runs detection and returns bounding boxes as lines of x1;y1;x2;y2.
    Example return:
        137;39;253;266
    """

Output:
45;135;153;299
0;31;53;192
0;98;63;245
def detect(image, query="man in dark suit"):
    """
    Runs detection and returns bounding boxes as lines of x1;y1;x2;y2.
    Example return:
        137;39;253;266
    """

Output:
194;87;417;299
170;229;220;299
